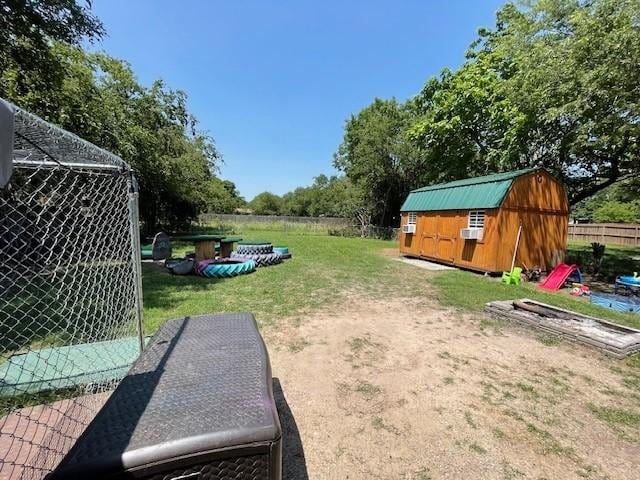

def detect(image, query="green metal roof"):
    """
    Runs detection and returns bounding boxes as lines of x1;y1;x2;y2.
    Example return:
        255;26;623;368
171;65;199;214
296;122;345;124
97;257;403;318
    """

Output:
400;168;538;212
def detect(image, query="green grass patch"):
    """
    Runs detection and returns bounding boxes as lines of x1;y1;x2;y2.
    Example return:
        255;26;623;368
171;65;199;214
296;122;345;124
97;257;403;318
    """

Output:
516;382;539;399
502;460;525;479
622;373;640;393
469;442;487;454
429;270;640;329
287;338;310;353
142;230;429;333
464;410;478;429
0;385;84;417
588;403;640;442
526;422;576;457
371;416;401;435
428;241;640;329
537;334;562;346
355;380;382;400
588;404;640;428
492;427;506;439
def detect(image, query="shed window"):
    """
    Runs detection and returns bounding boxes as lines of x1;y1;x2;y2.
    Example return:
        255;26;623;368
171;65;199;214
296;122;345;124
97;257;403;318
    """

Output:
468;210;485;228
407;212;417;225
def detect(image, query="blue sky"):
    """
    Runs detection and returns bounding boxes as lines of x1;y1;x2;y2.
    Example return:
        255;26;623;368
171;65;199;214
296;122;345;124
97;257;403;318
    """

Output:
91;0;505;201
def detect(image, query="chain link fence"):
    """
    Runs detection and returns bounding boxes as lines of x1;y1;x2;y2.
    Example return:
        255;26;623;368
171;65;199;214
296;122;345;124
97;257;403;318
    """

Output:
0;100;144;479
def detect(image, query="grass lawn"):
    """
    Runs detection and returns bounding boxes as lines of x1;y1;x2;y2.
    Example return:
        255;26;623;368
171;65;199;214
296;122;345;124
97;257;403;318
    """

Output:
142;230;430;333
430;270;640;329
430;241;640;330
143;231;640;333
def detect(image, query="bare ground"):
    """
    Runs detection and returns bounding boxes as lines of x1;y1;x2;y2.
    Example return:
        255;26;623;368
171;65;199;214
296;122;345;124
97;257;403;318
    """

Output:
264;293;640;480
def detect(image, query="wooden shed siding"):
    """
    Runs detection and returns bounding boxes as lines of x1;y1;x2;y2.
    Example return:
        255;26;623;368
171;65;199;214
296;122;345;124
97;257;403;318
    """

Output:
501;171;569;213
496;172;569;271
496;209;567;272
399;170;569;273
400;209;501;271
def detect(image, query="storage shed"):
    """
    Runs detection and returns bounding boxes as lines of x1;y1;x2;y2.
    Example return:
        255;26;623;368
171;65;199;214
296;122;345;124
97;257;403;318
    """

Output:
399;168;569;273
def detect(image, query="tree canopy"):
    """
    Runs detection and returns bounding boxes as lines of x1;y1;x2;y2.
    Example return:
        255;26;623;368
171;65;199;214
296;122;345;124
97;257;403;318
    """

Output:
572;179;640;222
1;1;243;232
475;0;640;203
248;192;283;216
0;0;104;118
335;0;640;226
4;0;640;229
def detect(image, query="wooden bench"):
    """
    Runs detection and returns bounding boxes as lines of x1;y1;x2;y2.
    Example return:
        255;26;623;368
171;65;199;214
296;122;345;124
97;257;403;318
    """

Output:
48;314;282;480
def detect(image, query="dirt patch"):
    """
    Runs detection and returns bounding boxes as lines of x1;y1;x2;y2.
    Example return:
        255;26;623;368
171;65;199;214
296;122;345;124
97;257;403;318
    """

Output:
381;248;401;257
264;294;640;479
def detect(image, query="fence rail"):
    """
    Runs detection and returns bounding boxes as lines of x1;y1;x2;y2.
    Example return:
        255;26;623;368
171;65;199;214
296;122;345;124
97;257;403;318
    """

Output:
568;223;640;246
199;213;350;226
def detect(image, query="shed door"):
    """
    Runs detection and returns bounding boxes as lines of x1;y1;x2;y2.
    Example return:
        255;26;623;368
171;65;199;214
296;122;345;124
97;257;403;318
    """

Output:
420;215;437;257
435;213;458;263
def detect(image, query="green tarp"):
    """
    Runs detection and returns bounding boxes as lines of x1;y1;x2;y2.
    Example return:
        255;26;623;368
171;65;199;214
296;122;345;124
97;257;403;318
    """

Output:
0;336;148;396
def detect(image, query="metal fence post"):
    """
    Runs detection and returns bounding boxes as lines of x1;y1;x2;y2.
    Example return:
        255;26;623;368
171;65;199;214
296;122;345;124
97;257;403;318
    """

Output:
128;175;145;353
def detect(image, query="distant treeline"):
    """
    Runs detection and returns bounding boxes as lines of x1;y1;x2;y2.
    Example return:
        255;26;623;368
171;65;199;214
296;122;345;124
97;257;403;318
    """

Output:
246;175;360;219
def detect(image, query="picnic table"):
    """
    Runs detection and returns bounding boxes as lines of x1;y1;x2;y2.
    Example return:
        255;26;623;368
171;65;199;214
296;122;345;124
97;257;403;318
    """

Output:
219;235;242;258
174;234;242;261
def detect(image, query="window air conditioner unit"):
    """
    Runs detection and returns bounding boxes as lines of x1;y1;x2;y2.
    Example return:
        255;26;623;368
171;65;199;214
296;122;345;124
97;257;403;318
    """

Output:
402;224;416;234
460;227;483;240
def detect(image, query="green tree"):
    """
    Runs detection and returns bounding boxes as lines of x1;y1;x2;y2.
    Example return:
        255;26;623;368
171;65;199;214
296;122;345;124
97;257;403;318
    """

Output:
281;187;313;216
408;54;528;182
206;179;246;214
0;0;104;116
334;98;421;226
248;192;283;215
2;43;224;232
0;0;103;49
592;201;640;223
280;175;360;218
572;179;640;221
336;0;640;222
474;0;640;203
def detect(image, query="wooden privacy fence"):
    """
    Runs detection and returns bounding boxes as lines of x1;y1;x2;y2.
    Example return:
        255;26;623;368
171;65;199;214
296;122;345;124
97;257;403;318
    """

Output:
568;223;640;246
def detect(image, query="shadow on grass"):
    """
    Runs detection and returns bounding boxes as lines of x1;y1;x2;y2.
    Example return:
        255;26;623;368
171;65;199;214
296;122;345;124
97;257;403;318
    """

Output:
566;242;640;283
141;262;225;311
1;263;137;353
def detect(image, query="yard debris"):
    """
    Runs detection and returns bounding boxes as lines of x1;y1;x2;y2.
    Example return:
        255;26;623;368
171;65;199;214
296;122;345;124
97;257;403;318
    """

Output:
484;299;640;358
615;273;640;296
570;283;591;296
